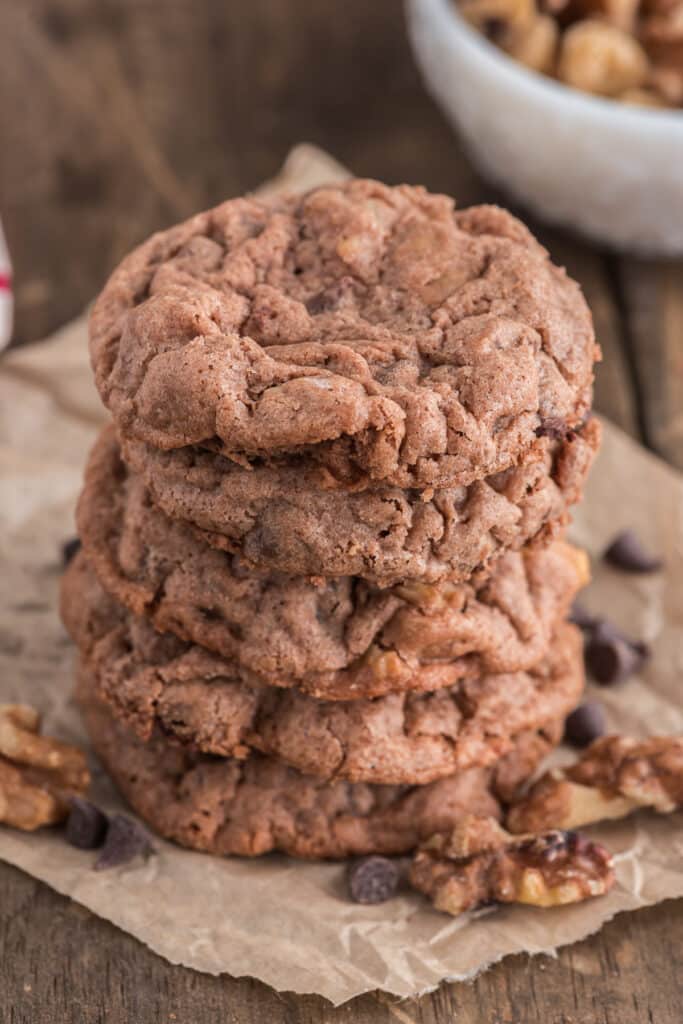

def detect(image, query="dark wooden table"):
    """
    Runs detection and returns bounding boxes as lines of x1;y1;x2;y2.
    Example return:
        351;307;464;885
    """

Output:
1;3;683;1021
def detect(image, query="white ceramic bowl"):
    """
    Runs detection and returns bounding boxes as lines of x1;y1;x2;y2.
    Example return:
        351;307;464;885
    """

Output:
406;0;683;254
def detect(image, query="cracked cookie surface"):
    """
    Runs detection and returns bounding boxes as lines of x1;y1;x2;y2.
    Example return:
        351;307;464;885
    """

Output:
77;666;563;859
90;180;598;489
77;428;589;698
120;417;600;585
62;556;584;785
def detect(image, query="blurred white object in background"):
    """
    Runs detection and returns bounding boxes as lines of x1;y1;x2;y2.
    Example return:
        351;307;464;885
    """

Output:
0;219;12;350
406;0;683;254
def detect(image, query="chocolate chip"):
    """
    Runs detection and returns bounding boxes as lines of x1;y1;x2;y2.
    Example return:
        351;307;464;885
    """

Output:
61;537;81;566
604;530;663;574
591;619;625;644
569;601;598;631
305;275;355;315
585;637;630;684
564;701;606;748
305;291;333;315
585;621;649;685
65;797;109;850
347;856;399;904
94;814;154;871
535;417;569;440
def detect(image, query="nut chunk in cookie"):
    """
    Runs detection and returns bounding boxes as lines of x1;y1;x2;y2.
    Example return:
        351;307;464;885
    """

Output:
409;815;614;916
0;704;90;830
507;735;683;834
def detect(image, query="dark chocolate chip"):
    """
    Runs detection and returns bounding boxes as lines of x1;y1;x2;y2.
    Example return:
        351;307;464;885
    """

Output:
592;619;649;655
61;537;81;566
305;291;333;315
564;701;606;748
585;623;649;685
65;797;109;850
569;601;598;631
535;417;569;440
585;634;633;684
604;530;663;574
347;856;399;904
305;275;355;315
94;814;154;871
590;619;623;643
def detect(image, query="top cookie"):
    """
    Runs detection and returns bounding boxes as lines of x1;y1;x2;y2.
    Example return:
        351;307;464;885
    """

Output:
90;180;598;488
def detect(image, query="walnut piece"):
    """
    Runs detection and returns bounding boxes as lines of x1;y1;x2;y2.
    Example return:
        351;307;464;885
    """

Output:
571;0;641;33
410;815;614;916
506;13;560;72
363;646;406;682
0;704;90;831
640;4;683;67
558;19;649;95
648;64;683;103
507;735;683;833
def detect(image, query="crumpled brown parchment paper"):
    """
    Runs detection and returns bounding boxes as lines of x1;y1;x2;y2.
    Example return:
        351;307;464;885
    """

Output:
1;145;682;1006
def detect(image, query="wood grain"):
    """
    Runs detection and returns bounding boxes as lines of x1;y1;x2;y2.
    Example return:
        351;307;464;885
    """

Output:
1;1;682;1021
1;861;682;1024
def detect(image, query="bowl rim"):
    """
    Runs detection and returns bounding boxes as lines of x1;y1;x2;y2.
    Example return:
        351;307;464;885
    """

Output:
416;0;683;133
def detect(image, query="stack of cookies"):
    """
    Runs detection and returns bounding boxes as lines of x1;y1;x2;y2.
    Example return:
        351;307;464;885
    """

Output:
61;180;600;859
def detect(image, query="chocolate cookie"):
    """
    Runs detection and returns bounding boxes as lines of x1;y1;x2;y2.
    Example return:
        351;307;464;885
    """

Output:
77;428;589;698
77;666;563;859
62;557;584;785
90;181;598;489
120;417;600;586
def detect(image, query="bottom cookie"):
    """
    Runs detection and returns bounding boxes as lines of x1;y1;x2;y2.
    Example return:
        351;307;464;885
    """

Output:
78;666;563;860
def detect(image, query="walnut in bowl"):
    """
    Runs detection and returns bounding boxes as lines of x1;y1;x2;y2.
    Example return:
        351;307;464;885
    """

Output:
407;0;683;252
457;0;683;108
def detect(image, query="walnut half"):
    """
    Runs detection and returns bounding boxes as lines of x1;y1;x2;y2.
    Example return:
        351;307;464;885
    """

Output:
409;815;614;916
0;704;90;831
507;735;683;834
